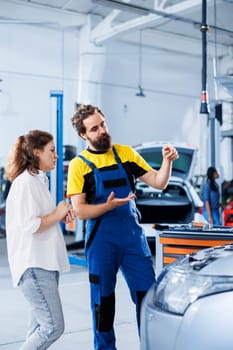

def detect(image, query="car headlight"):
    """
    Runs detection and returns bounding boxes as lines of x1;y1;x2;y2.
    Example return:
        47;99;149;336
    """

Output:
153;266;233;315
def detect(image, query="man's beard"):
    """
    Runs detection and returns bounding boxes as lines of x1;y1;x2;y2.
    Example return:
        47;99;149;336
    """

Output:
89;133;111;151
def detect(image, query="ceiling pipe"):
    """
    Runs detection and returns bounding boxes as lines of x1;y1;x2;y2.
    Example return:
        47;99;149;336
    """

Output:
136;30;146;97
93;0;233;36
200;0;210;114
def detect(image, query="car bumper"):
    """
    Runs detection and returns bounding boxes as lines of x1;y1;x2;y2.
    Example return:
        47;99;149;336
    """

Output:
140;286;233;350
140;287;182;350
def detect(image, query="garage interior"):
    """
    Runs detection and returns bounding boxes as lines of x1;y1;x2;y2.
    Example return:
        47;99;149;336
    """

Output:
1;0;233;349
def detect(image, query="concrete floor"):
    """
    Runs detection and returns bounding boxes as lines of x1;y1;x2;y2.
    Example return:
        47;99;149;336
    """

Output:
0;235;142;350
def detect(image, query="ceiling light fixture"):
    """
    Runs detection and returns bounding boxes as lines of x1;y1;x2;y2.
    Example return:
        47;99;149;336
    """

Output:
136;85;146;97
136;30;146;97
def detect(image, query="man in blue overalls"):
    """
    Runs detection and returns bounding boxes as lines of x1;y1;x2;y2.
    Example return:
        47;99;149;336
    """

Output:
67;104;178;350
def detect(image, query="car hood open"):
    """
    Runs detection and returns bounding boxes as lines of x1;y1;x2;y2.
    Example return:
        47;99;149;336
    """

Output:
134;142;198;181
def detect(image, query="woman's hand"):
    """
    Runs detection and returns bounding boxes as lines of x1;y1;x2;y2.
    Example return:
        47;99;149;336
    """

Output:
37;201;74;233
55;200;73;222
62;208;75;224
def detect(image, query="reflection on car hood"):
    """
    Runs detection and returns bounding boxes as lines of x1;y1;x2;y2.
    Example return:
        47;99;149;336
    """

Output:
174;244;233;276
169;175;186;183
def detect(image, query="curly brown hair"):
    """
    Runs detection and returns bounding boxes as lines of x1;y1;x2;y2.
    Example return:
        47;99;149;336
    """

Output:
71;104;104;136
6;130;53;181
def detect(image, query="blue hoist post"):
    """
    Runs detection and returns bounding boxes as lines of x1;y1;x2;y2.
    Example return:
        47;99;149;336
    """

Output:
50;91;87;267
50;91;64;231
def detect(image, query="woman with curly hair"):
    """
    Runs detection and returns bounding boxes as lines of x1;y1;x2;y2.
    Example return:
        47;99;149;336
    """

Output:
6;130;73;349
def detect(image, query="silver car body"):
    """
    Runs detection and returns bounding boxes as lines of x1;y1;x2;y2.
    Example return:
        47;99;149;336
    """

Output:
140;244;233;350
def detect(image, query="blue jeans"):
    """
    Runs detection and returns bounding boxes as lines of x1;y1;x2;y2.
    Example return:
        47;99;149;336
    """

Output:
18;268;64;350
203;208;221;225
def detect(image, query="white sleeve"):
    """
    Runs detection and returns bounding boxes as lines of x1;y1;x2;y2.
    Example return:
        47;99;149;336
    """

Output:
6;176;41;236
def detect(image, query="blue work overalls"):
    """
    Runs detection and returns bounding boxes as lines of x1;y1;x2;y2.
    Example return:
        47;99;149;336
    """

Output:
79;146;155;350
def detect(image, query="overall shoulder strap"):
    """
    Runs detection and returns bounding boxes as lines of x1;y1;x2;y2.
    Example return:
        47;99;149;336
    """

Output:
112;145;122;164
78;154;96;170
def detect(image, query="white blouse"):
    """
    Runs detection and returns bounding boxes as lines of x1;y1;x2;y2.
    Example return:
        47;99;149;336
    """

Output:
6;170;70;287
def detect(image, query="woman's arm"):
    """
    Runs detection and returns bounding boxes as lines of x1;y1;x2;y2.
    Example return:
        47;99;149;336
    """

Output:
36;200;73;233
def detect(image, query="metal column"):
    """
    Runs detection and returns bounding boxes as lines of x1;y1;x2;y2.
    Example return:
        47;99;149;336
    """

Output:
50;90;64;205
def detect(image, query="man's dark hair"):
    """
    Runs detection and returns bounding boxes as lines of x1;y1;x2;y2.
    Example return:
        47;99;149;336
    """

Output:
71;104;104;136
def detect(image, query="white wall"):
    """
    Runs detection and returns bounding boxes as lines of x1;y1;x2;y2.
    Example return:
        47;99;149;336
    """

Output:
100;41;217;175
0;23;232;180
0;24;79;166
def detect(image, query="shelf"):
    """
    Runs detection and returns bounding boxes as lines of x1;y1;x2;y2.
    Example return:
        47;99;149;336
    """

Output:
215;75;233;96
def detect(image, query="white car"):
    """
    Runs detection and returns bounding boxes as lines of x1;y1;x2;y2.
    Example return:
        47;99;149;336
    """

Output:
134;142;205;240
140;242;233;350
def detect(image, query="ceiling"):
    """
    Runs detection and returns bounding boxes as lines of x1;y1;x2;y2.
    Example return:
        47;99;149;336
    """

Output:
0;0;233;58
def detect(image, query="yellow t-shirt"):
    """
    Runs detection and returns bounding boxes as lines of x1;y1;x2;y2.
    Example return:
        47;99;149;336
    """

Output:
66;144;151;203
